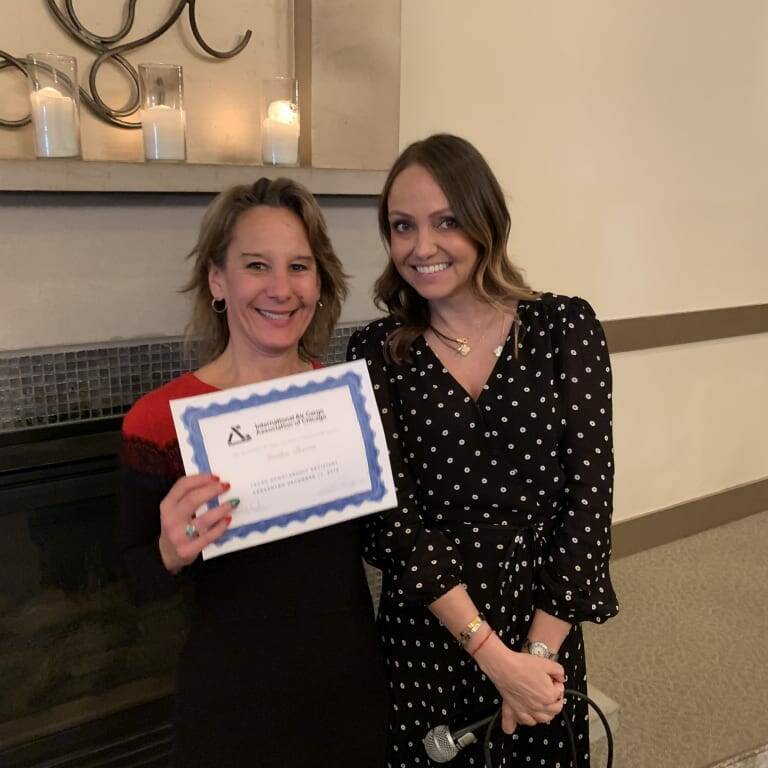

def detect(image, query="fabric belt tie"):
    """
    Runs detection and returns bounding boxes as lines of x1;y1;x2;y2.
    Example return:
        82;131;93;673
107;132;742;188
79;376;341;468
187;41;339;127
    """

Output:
430;518;549;647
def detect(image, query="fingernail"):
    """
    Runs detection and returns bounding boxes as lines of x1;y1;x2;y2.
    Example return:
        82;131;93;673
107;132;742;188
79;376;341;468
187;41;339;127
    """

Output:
224;515;232;525
220;482;231;491
210;474;220;482
229;498;240;509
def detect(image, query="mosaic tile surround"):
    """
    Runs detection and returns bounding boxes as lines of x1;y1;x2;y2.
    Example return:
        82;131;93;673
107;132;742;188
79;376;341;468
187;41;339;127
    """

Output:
0;323;362;433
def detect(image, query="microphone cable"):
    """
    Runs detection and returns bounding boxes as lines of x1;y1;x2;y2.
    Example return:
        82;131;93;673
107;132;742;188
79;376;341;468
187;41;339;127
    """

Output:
481;688;613;768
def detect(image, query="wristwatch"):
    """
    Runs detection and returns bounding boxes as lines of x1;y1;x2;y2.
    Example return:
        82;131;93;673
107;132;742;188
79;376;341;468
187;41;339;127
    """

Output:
522;638;559;662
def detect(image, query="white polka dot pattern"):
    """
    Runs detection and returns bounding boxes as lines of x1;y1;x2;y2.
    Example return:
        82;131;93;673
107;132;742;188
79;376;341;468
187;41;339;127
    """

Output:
347;294;619;767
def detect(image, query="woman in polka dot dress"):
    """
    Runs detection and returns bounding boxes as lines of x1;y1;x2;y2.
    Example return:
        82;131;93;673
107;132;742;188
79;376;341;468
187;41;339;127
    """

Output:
347;134;619;767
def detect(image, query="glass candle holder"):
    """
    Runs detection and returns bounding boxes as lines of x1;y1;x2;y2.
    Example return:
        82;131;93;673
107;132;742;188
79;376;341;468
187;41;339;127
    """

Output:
261;77;300;166
138;63;186;162
26;53;82;159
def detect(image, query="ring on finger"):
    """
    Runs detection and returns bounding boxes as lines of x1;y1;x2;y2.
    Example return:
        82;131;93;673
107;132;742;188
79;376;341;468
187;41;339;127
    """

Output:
185;522;199;539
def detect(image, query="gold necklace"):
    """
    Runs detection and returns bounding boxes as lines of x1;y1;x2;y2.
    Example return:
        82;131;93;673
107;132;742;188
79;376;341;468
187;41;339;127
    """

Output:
429;313;507;358
429;325;472;356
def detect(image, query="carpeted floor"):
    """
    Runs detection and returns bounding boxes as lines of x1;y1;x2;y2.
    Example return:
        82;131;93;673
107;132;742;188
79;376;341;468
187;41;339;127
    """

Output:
584;508;768;768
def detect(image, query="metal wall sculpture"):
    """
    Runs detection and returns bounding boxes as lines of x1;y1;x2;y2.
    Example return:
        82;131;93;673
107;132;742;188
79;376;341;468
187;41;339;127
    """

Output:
0;0;252;129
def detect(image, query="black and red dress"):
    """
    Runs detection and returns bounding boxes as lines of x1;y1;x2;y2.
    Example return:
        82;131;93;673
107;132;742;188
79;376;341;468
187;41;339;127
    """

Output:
119;372;388;768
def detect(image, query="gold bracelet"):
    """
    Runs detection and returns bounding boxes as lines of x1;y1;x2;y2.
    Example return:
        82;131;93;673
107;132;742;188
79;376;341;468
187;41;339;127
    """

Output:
457;613;486;647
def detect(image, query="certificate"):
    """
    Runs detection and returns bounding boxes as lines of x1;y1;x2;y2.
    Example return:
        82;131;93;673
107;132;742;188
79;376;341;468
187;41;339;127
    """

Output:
170;359;397;559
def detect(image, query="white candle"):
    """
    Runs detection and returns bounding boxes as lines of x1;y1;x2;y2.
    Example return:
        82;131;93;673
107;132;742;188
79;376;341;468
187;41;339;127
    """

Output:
29;86;80;158
141;104;186;161
262;99;299;165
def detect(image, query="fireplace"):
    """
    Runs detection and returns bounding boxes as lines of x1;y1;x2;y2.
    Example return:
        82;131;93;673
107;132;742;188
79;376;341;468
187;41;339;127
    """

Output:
0;418;187;767
0;326;376;766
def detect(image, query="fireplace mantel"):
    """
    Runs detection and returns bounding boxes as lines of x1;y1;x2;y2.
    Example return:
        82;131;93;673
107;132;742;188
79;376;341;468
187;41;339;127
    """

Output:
0;159;386;196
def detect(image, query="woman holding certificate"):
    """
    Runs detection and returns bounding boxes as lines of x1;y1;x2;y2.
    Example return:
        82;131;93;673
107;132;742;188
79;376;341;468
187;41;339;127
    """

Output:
347;134;619;767
119;178;387;768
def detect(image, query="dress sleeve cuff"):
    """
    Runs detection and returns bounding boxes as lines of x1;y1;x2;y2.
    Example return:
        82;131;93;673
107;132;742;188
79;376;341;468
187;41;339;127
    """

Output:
393;568;464;608
536;567;619;624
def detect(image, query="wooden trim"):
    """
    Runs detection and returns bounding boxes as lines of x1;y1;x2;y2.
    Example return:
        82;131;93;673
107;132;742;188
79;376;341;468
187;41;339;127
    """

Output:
0;159;386;195
293;0;313;167
305;0;400;170
604;304;768;353
612;477;768;558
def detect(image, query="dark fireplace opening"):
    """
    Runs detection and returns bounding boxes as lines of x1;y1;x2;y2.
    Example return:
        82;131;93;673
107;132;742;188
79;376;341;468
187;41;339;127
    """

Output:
0;419;186;767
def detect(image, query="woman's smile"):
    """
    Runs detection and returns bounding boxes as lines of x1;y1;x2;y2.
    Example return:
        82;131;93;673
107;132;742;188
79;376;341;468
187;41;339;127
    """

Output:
254;307;301;322
412;262;451;275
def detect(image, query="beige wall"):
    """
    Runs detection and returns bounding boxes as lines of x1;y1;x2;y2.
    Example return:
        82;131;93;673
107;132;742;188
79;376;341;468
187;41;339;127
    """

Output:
612;334;768;521
400;0;768;317
399;0;768;523
0;194;385;350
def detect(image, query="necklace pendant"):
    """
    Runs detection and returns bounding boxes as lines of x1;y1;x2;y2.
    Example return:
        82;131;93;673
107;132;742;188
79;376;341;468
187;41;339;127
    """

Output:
457;340;471;357
493;344;503;358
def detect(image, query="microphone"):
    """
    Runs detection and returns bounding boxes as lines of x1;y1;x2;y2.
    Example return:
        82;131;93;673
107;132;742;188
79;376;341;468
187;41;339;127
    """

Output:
423;712;497;762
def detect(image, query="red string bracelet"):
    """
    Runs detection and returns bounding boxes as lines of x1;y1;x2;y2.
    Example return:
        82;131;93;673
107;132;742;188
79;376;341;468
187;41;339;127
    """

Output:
468;629;495;657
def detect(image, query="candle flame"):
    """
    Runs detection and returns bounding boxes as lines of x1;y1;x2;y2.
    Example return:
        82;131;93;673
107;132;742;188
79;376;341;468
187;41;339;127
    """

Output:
266;99;298;125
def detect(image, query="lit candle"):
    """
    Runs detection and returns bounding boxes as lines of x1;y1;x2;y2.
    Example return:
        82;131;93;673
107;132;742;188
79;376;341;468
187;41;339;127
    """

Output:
29;85;80;158
262;99;299;165
141;104;187;162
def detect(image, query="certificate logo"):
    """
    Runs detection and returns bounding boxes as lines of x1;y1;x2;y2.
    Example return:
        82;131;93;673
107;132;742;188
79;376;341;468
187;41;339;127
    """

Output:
227;425;252;446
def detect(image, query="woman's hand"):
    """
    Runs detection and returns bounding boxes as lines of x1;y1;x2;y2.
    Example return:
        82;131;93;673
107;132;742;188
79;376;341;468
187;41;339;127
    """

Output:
473;633;565;733
158;474;236;574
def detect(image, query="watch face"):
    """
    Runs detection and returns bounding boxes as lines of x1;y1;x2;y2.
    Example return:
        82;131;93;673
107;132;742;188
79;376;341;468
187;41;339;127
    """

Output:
528;641;551;658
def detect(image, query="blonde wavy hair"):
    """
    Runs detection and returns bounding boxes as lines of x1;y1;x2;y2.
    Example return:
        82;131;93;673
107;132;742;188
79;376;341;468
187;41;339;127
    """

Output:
375;134;538;363
182;177;348;363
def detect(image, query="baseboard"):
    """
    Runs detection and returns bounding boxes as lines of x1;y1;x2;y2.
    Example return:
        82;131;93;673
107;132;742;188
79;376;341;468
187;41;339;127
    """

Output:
612;477;768;558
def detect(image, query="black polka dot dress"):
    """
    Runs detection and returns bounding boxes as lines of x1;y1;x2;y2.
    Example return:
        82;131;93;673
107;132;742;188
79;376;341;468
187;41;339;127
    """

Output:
347;294;619;767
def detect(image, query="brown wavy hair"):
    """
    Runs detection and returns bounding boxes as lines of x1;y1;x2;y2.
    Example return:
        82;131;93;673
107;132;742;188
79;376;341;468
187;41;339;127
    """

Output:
375;134;538;362
182;177;348;363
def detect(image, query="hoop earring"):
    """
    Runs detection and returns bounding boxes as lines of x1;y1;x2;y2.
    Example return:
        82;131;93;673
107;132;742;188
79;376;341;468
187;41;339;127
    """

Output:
211;297;227;314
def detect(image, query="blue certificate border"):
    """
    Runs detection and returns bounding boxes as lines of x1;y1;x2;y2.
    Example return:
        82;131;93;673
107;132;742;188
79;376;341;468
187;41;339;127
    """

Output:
178;370;387;547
